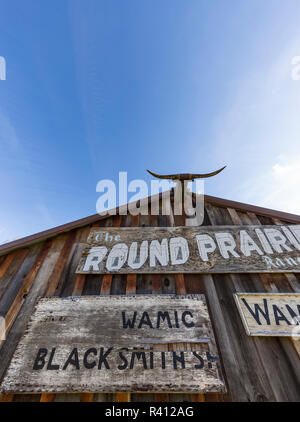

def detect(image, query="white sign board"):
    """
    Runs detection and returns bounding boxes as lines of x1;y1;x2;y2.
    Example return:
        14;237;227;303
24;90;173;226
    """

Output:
0;295;225;393
76;225;300;274
234;293;300;336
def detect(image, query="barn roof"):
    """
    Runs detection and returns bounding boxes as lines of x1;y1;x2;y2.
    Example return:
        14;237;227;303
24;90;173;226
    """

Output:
0;191;299;256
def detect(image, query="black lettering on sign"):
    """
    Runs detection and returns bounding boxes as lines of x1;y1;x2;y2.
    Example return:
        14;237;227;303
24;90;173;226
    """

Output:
173;351;185;369
193;351;204;369
241;298;270;325
235;293;300;336
149;351;154;369
32;349;220;372
118;348;129;370
33;348;48;370
83;348;97;369
161;351;166;369
156;311;172;328
174;310;179;328
98;347;113;369
138;312;153;329
47;348;60;370
272;305;291;325
130;351;147;369
122;311;137;328
206;351;219;368
182;311;194;328
63;348;80;370
285;304;300;322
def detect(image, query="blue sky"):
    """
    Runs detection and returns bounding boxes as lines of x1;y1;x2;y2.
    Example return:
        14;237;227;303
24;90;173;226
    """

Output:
1;0;300;243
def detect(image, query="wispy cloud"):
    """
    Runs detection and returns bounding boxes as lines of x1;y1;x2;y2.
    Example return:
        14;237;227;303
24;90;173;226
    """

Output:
211;32;300;215
266;156;300;213
239;154;300;214
0;107;55;243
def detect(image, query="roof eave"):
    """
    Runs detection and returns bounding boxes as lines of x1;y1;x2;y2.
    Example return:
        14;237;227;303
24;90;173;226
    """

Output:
0;192;299;256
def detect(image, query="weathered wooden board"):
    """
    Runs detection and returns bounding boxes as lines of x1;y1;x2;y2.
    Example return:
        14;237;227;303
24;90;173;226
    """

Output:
0;295;225;393
234;293;300;336
76;225;300;274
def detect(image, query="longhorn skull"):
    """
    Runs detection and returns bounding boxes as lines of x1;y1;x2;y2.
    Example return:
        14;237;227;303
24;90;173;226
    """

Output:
146;166;226;181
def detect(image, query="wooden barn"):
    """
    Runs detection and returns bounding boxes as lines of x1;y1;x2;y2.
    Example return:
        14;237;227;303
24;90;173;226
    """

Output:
0;189;299;402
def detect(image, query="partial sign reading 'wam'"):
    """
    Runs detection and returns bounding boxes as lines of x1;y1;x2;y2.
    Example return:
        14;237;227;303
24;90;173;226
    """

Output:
234;293;300;336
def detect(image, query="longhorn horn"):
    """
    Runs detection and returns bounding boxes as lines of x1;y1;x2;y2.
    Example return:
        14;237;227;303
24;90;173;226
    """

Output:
146;169;177;180
146;166;226;181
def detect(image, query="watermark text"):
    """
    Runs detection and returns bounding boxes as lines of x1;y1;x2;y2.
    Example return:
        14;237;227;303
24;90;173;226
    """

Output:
96;172;205;226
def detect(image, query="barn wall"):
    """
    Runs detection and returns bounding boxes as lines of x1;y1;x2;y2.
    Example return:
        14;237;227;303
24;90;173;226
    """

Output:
0;198;299;402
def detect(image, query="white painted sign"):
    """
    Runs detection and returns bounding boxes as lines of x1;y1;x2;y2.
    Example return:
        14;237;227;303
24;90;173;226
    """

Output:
0;295;225;393
76;225;300;274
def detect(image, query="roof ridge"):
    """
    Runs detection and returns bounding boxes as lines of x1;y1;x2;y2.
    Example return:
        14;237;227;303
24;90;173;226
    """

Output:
0;191;299;255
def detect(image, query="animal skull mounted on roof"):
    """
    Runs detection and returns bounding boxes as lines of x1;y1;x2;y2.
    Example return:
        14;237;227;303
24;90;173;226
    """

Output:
146;166;226;224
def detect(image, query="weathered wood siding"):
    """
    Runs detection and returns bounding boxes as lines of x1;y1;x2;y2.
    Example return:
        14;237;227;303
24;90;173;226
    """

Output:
0;196;299;402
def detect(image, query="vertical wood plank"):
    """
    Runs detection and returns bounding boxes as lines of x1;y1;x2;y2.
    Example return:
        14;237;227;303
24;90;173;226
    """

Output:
126;274;137;295
0;249;29;301
0;252;18;280
80;393;94;402
131;214;140;228
54;394;80;402
152;274;162;294
0;241;52;349
100;216;122;296
72;223;101;297
125;212;139;295
58;226;92;298
40;393;55;402
45;231;77;296
115;392;131;402
100;274;113;295
174;273;186;295
0;394;14;402
13;394;41;402
0;249;30;308
150;214;163;296
93;393;111;402
72;274;86;296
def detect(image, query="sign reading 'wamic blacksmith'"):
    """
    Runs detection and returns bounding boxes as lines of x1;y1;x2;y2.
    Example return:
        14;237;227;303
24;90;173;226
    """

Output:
76;225;300;274
234;293;300;336
0;295;225;393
